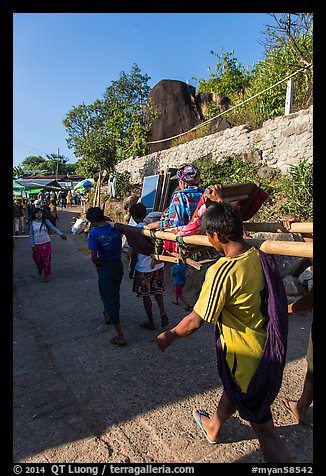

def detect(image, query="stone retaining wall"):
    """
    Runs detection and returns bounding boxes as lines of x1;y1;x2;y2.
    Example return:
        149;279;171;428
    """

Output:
115;105;313;184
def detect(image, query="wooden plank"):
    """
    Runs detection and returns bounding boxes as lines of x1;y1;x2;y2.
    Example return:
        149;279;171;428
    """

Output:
184;257;202;270
220;182;257;199
150;254;180;263
153;173;164;211
159;172;171;211
195;258;219;265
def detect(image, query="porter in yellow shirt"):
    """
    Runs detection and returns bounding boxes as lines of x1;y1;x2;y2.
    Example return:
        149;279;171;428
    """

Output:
194;247;268;393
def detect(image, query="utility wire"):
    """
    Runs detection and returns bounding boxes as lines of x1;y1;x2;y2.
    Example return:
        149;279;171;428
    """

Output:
148;63;313;144
13;138;49;156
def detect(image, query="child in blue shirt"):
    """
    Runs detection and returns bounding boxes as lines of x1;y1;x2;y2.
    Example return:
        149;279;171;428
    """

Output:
171;262;191;311
86;206;126;346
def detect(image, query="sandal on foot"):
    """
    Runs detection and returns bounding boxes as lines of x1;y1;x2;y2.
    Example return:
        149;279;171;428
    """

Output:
161;315;169;327
103;310;112;325
282;398;305;424
140;321;156;330
110;336;127;346
193;410;218;445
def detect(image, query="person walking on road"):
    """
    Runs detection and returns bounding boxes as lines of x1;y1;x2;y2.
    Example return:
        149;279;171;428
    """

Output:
86;206;127;346
129;203;168;330
281;217;313;425
49;199;59;228
30;207;67;282
171;262;192;311
156;202;292;463
282;288;313;425
13;199;25;235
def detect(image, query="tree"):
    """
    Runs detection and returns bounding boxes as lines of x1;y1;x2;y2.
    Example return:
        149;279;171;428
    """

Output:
20;155;48;173
13;165;24;179
257;13;313;108
192;49;253;124
194;13;313;130
16;153;75;176
63;64;155;177
44;153;70;175
259;13;313;68
194;49;252;98
239;13;313;127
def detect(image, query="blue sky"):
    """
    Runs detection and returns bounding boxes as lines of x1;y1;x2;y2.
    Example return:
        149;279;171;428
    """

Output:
13;13;273;168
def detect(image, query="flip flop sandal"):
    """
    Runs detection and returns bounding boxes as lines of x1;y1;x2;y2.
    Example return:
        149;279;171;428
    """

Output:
282;398;305;424
140;322;156;330
193;410;218;445
103;310;112;325
110;336;127;346
161;315;169;327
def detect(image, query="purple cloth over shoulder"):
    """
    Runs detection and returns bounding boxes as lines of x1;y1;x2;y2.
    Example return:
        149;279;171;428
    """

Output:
214;250;288;423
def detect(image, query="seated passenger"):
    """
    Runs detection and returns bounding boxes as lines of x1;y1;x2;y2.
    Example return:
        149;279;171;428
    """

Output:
145;162;204;231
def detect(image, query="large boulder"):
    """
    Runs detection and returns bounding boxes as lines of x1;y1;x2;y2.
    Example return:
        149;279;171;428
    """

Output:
147;80;232;153
148;80;200;153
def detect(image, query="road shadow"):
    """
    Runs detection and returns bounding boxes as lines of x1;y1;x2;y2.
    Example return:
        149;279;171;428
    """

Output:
13;208;313;463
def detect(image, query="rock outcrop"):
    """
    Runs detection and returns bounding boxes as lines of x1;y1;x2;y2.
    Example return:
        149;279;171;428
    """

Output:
148;79;231;153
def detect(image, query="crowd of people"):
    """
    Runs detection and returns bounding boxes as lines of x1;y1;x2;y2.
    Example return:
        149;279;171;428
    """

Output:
13;162;313;463
13;188;85;235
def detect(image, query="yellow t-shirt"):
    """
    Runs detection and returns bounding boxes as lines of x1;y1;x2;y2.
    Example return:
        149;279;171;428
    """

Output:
193;247;267;393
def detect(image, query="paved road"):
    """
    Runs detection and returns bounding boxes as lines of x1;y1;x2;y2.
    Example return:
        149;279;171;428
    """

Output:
13;207;313;464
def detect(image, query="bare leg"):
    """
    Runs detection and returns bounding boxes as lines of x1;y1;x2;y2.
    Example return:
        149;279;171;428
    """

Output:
154;294;168;326
282;376;313;424
251;418;293;463
142;295;155;325
194;390;236;443
113;323;127;344
154;294;166;318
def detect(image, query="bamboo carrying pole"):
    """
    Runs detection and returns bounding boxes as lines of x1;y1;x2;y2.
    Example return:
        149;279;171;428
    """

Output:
141;226;313;258
243;222;313;234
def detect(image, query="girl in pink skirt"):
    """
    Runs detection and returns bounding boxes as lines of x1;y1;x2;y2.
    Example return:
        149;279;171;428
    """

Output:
29;207;67;282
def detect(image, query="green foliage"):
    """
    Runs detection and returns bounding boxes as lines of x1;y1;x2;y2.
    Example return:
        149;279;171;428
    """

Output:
195;14;313;130
63;99;116;175
15;154;75;176
115;171;133;199
194;156;280;193
13;165;24;179
101;171;133;201
279;159;313;220
63;64;155;176
44;153;71;175
195;49;252;98
20;155;47;172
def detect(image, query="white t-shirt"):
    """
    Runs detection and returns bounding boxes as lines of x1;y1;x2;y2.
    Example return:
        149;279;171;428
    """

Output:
30;219;62;245
135;222;164;273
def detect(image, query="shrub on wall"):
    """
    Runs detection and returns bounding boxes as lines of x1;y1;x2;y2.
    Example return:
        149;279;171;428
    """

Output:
279;159;313;220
